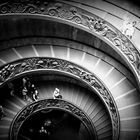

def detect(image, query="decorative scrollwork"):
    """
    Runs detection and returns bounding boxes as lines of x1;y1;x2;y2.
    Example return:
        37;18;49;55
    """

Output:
0;1;37;14
0;64;15;82
0;57;119;140
10;99;95;140
121;15;137;39
46;3;82;24
0;0;139;83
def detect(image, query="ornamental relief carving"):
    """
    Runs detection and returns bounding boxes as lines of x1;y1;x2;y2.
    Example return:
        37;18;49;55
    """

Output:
0;0;139;78
0;57;119;140
10;99;95;140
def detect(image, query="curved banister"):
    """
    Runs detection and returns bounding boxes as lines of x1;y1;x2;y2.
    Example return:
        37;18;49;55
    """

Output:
10;98;97;140
0;0;139;92
0;57;120;140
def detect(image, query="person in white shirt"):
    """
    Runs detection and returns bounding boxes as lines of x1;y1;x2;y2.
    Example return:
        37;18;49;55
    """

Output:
53;88;62;99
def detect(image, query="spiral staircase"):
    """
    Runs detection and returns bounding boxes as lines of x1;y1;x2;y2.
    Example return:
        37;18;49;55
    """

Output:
0;0;140;140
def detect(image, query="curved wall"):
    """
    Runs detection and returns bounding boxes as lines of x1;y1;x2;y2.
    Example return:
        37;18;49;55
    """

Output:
0;37;139;140
60;0;140;49
0;0;140;140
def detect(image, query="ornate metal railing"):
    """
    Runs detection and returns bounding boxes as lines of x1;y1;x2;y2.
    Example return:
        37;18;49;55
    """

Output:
0;57;120;140
10;98;96;140
0;0;139;90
